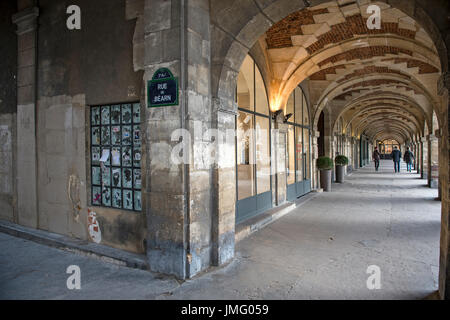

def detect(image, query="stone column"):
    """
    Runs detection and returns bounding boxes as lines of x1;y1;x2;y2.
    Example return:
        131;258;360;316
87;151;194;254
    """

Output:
437;71;450;299
211;98;236;266
12;7;39;229
414;140;420;173
428;134;439;188
272;114;288;205
421;136;428;180
311;130;320;189
143;0;229;279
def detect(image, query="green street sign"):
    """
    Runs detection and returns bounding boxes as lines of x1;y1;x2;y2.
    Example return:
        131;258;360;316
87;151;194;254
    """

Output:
147;68;179;107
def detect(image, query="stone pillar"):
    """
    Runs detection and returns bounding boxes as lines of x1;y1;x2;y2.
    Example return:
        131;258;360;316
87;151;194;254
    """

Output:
414;141;420;173
211;98;236;266
436;71;450;299
12;7;39;229
428;134;439;188
143;0;230;279
272;114;288;205
311;130;320;189
421;137;428;180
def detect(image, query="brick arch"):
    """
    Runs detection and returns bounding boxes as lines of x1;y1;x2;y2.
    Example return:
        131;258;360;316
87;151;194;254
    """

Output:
359;119;415;142
355;113;419;137
312;73;436;129
212;0;447;119
343;104;424;136
211;0;450;299
330;90;434;133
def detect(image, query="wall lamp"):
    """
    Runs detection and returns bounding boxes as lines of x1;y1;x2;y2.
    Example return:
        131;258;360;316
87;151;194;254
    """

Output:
283;113;293;123
271;109;283;120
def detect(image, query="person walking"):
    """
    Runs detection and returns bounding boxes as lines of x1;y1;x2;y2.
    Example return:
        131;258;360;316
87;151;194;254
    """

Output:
372;147;381;171
403;147;415;172
391;146;402;173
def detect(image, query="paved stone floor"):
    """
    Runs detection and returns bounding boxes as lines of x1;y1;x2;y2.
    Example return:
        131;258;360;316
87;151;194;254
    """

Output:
0;160;441;299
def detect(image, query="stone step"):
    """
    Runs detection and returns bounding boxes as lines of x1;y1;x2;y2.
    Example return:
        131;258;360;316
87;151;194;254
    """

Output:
0;220;149;271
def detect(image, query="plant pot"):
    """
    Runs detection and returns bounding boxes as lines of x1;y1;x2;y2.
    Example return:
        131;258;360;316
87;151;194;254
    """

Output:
320;169;332;192
335;165;345;183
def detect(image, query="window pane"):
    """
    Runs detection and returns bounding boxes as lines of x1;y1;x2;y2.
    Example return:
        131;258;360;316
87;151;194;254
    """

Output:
111;126;121;145
92;127;100;145
111;168;121;188
102;166;111;187
112;189;122;208
123;190;133;210
123;168;133;188
102;187;111;206
122;104;132;124
122;146;132;167
111;147;121;166
91;107;100;125
92;186;101;205
122;125;132;145
285;92;294;121
296;127;303;182
133;125;141;146
255;67;269;115
133;169;142;189
256;116;270;194
92;147;101;165
237;56;254;112
303;93;309;127
133;147;141;167
287;125;295;185
101;126;111;145
101;106;110;124
134;191;142;211
111;105;121;124
133;103;141;123
237;111;255;200
92;166;101;185
295;87;303;125
303;128;310;180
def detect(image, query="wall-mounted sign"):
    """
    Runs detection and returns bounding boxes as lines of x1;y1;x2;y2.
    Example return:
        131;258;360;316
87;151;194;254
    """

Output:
147;68;178;107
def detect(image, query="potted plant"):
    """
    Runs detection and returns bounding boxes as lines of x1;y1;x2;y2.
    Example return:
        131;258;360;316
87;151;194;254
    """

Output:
317;156;333;192
335;155;349;183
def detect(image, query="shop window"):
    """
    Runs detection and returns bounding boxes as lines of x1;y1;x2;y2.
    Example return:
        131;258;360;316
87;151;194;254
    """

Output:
296;127;303;182
255;68;269;116
295;88;303;125
256;115;270;194
90;103;142;211
287;125;295;185
237;112;255;200
236;55;271;202
237;56;254;112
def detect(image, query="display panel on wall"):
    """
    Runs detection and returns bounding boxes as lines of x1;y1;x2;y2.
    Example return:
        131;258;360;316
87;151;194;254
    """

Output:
90;103;142;212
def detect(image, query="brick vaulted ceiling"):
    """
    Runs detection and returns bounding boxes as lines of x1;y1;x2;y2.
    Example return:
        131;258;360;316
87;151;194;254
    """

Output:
260;0;442;143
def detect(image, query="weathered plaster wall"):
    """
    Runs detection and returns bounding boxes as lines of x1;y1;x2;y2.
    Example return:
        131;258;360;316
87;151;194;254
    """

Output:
35;0;145;253
0;1;18;222
0;0;17;115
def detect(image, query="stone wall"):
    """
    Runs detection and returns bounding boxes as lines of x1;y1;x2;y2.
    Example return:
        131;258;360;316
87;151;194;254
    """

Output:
0;1;17;223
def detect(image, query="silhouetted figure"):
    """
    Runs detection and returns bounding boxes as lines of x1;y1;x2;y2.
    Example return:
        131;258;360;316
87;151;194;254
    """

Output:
391;146;401;173
372;147;381;171
404;147;415;172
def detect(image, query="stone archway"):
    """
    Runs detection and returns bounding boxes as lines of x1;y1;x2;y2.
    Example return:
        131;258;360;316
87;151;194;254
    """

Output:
210;0;449;299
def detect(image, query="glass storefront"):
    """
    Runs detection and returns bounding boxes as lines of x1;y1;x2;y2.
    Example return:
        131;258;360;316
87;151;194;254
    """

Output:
286;86;311;201
235;55;312;224
236;56;272;224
